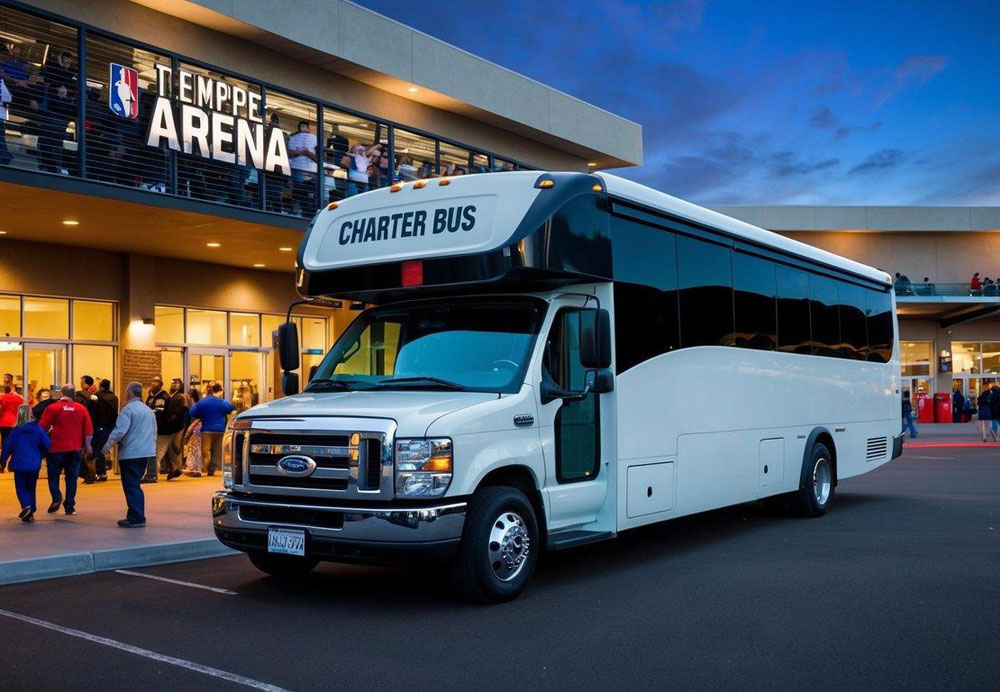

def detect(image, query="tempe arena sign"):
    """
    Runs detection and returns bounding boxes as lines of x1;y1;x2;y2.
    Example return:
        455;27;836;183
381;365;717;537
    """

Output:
144;64;291;175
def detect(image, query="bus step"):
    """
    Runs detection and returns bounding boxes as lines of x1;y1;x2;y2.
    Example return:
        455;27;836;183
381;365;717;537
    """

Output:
547;530;615;551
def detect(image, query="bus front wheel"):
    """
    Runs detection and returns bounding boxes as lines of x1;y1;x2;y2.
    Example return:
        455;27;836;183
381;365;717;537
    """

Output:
452;485;539;603
794;442;835;517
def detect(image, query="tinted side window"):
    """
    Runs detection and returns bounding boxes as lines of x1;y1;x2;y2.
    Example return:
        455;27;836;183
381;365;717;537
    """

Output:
677;235;734;347
776;266;811;354
865;289;894;363
837;283;868;360
733;253;777;350
611;216;679;371
809;274;840;357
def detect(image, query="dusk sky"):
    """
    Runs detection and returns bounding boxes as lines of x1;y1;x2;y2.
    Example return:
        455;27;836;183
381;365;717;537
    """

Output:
358;0;1000;206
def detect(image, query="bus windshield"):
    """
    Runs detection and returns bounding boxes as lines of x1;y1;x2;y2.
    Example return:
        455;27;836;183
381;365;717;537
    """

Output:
306;299;544;393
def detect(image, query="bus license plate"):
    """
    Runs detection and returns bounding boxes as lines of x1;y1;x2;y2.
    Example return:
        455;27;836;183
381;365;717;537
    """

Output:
267;528;306;556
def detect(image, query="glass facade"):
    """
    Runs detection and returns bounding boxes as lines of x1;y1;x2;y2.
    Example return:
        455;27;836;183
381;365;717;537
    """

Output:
0;1;533;220
155;304;327;403
901;342;933;376
0;292;117;404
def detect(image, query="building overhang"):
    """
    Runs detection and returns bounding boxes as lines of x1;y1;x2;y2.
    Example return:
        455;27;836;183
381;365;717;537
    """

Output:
0;172;304;271
129;0;643;169
898;297;1000;327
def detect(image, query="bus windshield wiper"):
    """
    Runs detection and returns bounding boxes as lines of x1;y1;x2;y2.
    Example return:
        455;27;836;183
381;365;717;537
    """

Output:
373;376;466;390
304;378;367;391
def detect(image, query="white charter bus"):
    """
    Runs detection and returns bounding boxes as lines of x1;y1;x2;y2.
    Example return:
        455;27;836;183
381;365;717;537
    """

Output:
212;171;903;602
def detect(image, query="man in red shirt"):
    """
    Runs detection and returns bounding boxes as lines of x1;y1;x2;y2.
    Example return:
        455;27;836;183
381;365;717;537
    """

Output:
0;382;24;465
38;384;93;515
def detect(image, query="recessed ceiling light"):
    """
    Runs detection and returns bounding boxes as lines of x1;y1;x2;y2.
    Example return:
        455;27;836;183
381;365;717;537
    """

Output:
206;242;221;248
408;86;418;93
278;247;293;252
0;230;6;235
253;263;266;268
62;220;79;226
587;162;598;167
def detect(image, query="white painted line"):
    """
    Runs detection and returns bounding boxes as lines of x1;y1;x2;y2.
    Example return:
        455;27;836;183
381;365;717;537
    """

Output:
115;569;238;595
0;608;288;691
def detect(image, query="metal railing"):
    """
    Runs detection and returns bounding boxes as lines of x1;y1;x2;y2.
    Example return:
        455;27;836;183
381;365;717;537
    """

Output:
894;283;1000;298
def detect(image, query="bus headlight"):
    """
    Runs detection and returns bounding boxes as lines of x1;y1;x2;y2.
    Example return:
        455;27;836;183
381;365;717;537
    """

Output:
395;438;452;497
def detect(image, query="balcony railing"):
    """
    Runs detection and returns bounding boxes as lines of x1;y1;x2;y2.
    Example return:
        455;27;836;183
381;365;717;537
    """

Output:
895;283;1000;298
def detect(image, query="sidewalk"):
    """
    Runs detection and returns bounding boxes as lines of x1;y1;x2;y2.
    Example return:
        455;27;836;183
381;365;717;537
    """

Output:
905;421;1000;445
0;473;235;585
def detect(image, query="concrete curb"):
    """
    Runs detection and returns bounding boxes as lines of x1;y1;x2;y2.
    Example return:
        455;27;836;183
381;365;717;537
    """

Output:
0;539;238;586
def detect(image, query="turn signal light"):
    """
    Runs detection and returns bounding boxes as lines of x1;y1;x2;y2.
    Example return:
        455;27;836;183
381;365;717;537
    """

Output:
424;455;453;472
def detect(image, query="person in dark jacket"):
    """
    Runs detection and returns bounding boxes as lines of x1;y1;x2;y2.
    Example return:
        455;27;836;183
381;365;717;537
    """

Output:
977;387;995;442
89;379;119;482
952;388;964;423
990;385;1000;440
144;375;169;483
901;392;918;439
0;405;51;522
31;388;55;421
156;378;188;480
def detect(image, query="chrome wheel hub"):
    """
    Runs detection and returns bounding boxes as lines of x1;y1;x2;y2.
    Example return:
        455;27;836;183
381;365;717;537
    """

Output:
488;511;530;582
813;457;832;506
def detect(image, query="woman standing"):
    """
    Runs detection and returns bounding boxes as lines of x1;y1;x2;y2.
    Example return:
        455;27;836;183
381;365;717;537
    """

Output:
0;405;51;522
183;389;204;476
977;386;996;442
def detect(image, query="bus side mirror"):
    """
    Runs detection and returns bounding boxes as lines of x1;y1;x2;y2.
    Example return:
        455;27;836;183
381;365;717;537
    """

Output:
277;322;300;373
580;308;612;369
282;372;300;397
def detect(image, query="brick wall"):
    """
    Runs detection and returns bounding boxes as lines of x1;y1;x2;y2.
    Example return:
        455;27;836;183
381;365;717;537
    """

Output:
122;349;162;396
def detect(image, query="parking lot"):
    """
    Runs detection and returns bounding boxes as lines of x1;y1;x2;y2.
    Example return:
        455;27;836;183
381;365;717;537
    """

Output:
1;446;998;691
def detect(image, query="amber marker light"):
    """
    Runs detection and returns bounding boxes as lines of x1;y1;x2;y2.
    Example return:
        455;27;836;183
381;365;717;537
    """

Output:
327;201;339;211
390;183;403;192
438;178;451;186
538;180;555;189
413;180;427;189
592;183;603;192
424;455;453;472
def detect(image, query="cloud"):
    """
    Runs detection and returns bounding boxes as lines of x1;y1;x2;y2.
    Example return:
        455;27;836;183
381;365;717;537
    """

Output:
848;148;905;175
834;121;883;141
810;106;836;130
873;54;948;107
768;151;839;177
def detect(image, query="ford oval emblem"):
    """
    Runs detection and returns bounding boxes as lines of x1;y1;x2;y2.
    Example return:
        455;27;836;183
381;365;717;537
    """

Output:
276;455;317;477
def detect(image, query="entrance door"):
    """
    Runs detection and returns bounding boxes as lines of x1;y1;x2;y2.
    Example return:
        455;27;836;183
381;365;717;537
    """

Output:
25;343;66;400
188;348;227;400
536;306;609;531
229;350;265;413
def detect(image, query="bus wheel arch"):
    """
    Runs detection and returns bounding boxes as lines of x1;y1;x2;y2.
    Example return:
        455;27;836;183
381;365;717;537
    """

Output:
795;428;837;517
474;465;547;549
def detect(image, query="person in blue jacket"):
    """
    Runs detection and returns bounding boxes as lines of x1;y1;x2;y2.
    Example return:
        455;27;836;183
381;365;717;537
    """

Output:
0;405;52;522
189;383;235;476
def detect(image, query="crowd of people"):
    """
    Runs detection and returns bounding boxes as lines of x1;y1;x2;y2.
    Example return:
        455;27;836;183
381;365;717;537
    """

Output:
0;373;235;526
892;272;1000;297
1;41;509;220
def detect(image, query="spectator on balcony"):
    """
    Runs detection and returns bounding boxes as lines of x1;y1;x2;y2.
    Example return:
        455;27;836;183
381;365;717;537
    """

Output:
917;277;935;296
37;83;74;174
971;273;982;295
343;142;380;197
288;119;318;216
985;277;997;296
893;272;913;296
44;50;76;99
397;154;418;182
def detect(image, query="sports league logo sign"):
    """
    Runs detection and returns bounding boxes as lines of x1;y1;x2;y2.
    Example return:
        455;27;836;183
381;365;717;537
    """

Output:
109;63;139;120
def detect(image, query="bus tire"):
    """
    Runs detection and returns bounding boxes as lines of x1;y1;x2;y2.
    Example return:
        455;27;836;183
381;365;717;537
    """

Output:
451;485;539;603
247;551;319;578
794;442;835;517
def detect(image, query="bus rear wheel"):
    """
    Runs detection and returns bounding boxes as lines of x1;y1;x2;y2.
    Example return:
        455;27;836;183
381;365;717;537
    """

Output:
248;551;319;578
794;442;835;517
451;486;539;603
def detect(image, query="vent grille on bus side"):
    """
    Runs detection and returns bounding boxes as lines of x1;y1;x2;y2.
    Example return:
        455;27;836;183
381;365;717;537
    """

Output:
866;437;888;461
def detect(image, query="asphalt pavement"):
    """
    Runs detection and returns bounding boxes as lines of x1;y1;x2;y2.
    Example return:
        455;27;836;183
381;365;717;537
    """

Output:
1;446;998;691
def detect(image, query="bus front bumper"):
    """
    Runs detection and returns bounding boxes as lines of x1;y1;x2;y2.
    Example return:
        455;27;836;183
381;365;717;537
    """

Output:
212;492;466;564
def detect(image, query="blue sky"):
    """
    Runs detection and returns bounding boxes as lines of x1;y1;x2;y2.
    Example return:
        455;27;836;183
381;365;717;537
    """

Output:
357;0;1000;205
